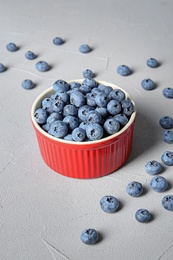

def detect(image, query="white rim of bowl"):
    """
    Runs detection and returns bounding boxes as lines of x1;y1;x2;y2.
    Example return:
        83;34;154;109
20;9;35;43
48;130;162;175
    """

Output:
31;79;136;145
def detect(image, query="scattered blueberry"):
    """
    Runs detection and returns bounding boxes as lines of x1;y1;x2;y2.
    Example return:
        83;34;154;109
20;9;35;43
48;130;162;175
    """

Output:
162;88;173;99
6;42;18;52
117;65;131;76
80;228;99;245
145;160;162;175
161;151;173;166
48;120;68;138
36;61;50;72
135;209;151;223
159;116;173;129
146;58;159;68
150;176;168;192
83;69;94;79
34;108;48;124
79;44;91;53
162;130;173;144
162;195;173;211
25;51;37;60
86;123;104;141
126;181;143;197
141;79;156;91
53;37;64;45
100;195;120;213
0;63;6;73
21;79;35;90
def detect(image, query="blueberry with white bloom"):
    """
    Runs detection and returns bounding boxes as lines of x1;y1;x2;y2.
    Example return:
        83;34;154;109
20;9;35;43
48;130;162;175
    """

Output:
63;115;79;130
86;92;97;106
72;127;86;142
104;118;120;135
162;88;173;98
53;90;69;104
21;79;35;90
41;98;54;114
161;151;173;166
162;130;173;144
121;99;134;116
141;79;156;90
114;113;128;127
100;195;120;213
126;181;143;197
78;105;94;122
53;37;64;45
46;112;62;126
83;78;98;88
159;116;173;129
117;65;131;76
34;108;48;124
48;120;68;138
70;81;81;90
86;110;103;124
79;121;91;130
162;195;173;211
63;134;73;141
86;123;104;141
79;83;92;94
146;58;159;68
95;92;109;107
107;100;122;115
79;44;91;53
145;160;162;175
0;63;6;73
36;61;50;72
135;209;151;223
53;79;69;92
82;69;94;79
150;176;168;192
6;42;18;52
70;90;85;107
80;229;99;245
63;104;78;117
25;51;37;60
98;84;113;95
52;99;65;113
108;89;125;102
95;107;108;118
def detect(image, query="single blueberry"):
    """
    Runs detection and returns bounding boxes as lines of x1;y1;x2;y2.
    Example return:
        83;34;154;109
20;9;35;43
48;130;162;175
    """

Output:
114;113;128;127
141;79;156;91
121;99;134;116
100;195;120;213
53;37;64;45
161;151;173;166
83;78;98;88
21;79;35;90
0;63;6;73
52;99;65;113
117;65;131;76
79;44;91;53
86;123;104;141
86;93;97;107
82;69;94;79
103;118;120;135
52;90;69;104
6;42;18;52
79;83;92;94
150;176;168;192
86;110;103;124
107;100;122;115
78;105;94;122
145;160;162;175
70;90;85;107
80;229;99;245
95;107;108;118
46;112;63;126
36;61;50;72
162;130;173;144
72;127;86;142
34;108;48;124
53;80;69;92
162;88;173;98
79;121;91;130
162;195;173;211
41;98;54;114
63;115;79;130
126;181;143;197
98;84;113;95
108;89;125;102
70;81;81;90
146;58;159;68
25;51;37;60
63;104;78;117
135;209;151;223
48;120;68;138
95;92;109;107
159;116;173;129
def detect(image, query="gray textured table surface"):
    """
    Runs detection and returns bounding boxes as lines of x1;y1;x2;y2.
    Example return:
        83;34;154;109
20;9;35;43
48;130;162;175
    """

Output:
1;0;173;259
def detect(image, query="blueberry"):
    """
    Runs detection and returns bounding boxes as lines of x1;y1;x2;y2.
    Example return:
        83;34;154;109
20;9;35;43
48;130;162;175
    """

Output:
162;130;173;144
70;81;81;90
63;134;73;141
48;120;68;138
107;100;122;115
121;99;134;116
0;63;6;73
36;61;50;72
159;116;173;129
41;98;54;114
34;108;48;124
86;93;97;106
46;112;63;126
41;123;50;132
63;104;78;117
53;90;69;104
104;118;120;135
114;113;128;127
72;127;86;142
162;195;173;211
161;151;173;166
135;209;151;223
145;160;162;175
79;44;91;53
78;105;94;122
83;78;98;88
141;79;156;91
53;37;64;45
21;79;35;90
63;115;79;130
126;181;143;197
98;84;113;95
150;176;168;192
25;51;37;60
108;89;125;102
86;123;104;141
162;87;173;98
86;110;103;124
100;195;120;213
79;121;91;130
80;228;99;245
146;58;159;68
117;65;131;76
79;83;92;94
70;90;85;107
6;42;18;52
53;80;69;92
82;69;94;79
52;99;65;113
95;107;108;118
95;92;109;107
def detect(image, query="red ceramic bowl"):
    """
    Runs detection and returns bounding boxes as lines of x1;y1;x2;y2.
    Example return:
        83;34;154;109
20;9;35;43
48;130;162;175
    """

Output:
31;80;136;179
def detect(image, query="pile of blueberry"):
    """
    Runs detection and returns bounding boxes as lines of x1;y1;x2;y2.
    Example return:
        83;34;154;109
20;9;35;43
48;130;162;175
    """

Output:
34;71;135;142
